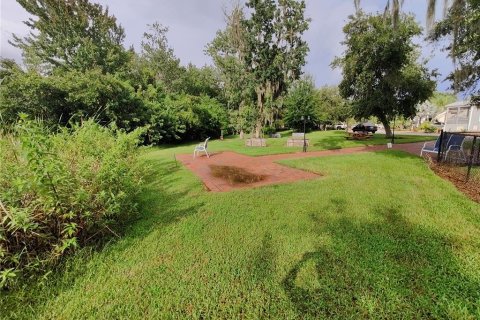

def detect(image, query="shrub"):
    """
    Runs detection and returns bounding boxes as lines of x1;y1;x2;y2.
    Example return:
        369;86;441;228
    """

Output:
0;118;144;288
263;126;276;136
0;68;148;131
420;121;437;133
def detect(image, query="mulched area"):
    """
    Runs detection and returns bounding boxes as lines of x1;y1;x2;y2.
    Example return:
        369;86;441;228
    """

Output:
428;161;480;203
176;142;426;192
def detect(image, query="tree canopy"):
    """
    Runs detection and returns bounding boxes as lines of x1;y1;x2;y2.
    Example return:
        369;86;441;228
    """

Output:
11;0;129;74
284;78;319;132
430;0;480;102
334;12;436;137
244;0;310;137
209;0;310;137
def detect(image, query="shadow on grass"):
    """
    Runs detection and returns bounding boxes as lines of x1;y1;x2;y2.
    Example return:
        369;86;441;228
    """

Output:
251;232;277;282
118;156;204;242
313;131;345;149
282;199;480;319
375;150;422;160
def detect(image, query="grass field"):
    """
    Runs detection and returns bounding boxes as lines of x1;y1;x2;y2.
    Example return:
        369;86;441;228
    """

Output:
160;130;437;157
2;134;480;319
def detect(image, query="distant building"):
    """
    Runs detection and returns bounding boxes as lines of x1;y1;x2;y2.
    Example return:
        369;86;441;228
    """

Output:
443;101;480;132
434;110;447;125
413;101;436;127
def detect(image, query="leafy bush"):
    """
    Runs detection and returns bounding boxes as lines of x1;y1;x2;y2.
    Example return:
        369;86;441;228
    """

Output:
0;118;144;288
420;121;437;133
263;126;276;136
144;93;228;143
0;68;148;131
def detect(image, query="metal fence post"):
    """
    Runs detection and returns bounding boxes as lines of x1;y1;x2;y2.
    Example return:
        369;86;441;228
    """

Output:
466;136;477;182
437;130;444;162
476;139;480;164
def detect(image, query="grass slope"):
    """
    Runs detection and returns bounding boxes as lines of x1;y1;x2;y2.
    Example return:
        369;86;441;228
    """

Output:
160;130;436;157
2;149;479;319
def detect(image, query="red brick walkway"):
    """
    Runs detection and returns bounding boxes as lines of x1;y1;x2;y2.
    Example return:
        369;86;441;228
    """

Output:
177;142;425;192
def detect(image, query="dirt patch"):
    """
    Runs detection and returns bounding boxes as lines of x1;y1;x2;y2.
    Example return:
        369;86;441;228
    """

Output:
428;160;480;203
209;165;267;185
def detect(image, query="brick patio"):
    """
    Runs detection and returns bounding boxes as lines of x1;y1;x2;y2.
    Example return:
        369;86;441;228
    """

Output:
176;142;425;192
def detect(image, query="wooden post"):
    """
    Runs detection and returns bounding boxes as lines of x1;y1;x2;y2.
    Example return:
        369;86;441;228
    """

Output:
466;136;477;182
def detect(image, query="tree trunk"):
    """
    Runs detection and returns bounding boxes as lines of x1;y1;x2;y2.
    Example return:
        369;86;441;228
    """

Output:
254;87;265;139
383;120;393;138
254;120;262;139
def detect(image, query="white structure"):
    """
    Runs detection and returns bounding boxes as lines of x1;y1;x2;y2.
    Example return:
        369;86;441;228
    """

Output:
414;101;436;127
443;101;480;132
434;110;447;125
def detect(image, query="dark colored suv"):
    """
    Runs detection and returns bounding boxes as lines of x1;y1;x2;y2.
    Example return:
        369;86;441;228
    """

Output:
352;123;378;133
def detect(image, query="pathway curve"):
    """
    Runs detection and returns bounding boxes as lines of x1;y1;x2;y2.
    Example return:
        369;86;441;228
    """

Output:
176;142;425;192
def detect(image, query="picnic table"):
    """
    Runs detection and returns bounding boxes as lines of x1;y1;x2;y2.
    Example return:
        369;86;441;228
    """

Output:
345;131;373;140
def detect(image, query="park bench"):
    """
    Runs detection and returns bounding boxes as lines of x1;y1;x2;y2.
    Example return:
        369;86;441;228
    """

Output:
287;132;309;147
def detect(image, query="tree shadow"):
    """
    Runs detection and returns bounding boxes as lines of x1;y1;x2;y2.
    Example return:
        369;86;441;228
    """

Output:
113;156;205;244
313;131;345;150
374;150;422;160
282;200;480;319
250;232;277;282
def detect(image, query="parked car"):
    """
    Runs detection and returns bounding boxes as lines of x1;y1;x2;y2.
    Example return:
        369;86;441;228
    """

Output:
335;123;347;130
352;123;378;133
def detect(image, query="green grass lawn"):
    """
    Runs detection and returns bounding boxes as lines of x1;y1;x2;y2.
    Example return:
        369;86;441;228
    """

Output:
160;130;436;157
2;147;479;319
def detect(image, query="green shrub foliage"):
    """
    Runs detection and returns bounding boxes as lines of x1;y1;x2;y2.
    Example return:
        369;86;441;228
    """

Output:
0;118;144;288
420;121;437;133
0;66;228;145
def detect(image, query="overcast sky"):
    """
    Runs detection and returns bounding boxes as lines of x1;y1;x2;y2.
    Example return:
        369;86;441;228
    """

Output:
0;0;454;91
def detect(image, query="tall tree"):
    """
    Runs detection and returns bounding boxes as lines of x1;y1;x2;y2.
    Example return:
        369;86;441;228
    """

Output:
207;4;255;120
333;13;436;137
316;86;352;124
243;0;310;138
284;77;319;132
140;22;182;91
11;0;128;74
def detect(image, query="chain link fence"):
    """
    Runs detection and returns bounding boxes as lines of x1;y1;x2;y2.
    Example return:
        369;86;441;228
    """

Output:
435;131;480;184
